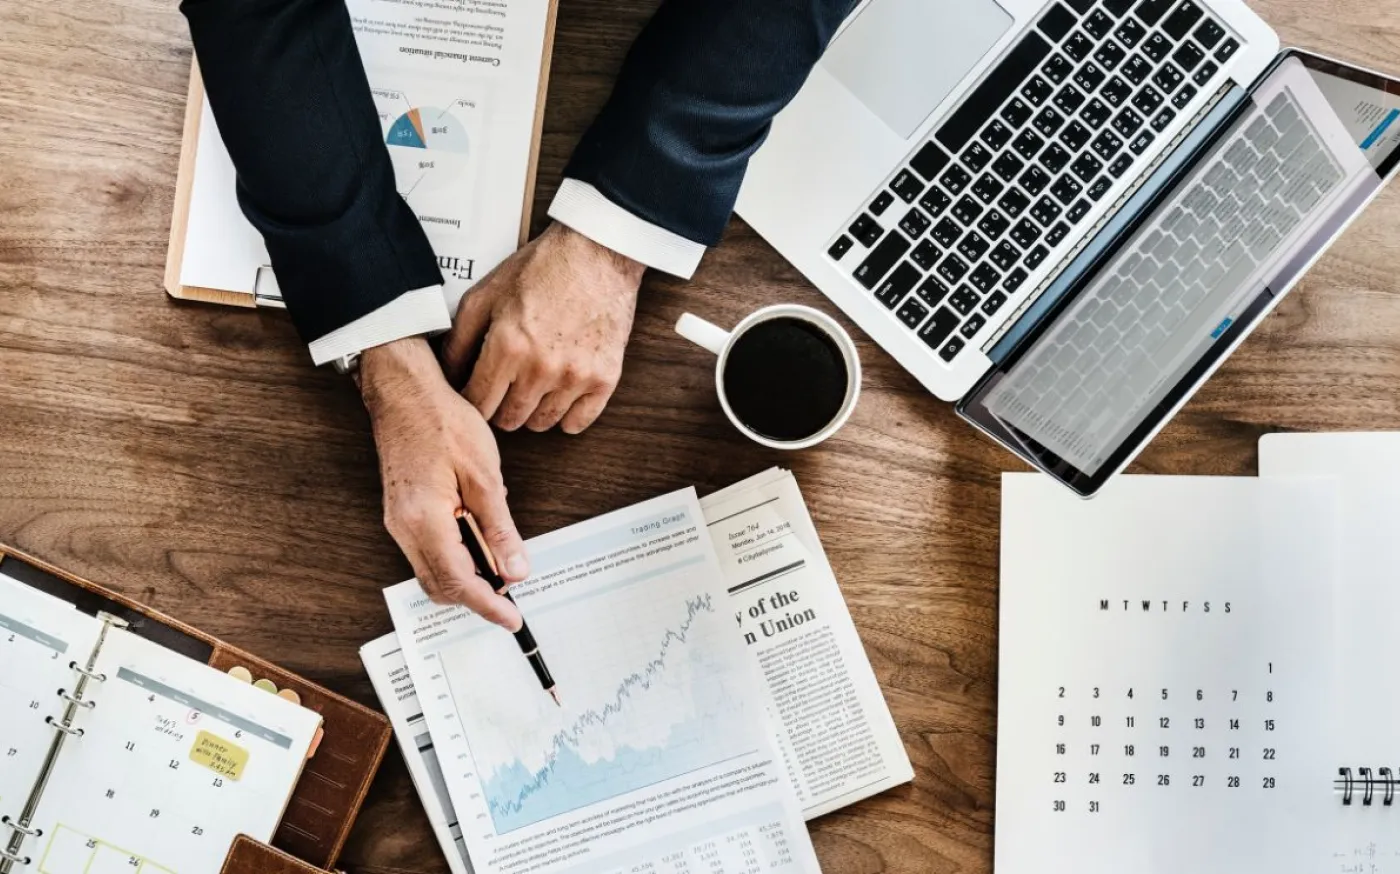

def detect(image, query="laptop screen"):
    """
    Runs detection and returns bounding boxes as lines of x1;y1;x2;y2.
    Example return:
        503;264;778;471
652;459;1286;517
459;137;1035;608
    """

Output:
959;50;1400;496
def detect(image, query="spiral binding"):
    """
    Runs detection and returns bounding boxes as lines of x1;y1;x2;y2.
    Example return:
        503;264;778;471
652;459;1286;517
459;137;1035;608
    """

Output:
0;612;127;874
1335;766;1397;807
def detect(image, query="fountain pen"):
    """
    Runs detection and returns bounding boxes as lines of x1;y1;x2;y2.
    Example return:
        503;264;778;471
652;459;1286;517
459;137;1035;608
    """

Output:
456;511;561;707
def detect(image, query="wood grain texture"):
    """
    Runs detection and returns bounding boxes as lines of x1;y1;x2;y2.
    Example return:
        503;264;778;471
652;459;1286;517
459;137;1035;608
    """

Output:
2;1;1399;871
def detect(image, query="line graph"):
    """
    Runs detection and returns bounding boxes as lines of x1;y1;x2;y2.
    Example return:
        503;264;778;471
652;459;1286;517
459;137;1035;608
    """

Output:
444;581;758;833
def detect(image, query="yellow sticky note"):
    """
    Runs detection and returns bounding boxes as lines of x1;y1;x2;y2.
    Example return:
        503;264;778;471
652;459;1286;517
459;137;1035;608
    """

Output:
189;730;248;781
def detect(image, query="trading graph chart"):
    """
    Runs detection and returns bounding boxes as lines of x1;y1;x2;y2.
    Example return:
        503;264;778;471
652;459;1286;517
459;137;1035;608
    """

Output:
443;570;757;833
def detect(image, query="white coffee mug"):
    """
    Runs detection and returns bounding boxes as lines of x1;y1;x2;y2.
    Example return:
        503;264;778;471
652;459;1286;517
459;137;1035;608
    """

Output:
675;304;861;450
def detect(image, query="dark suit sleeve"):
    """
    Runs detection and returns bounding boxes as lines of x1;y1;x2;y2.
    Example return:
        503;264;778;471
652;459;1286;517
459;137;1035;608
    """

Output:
181;0;443;344
564;0;860;248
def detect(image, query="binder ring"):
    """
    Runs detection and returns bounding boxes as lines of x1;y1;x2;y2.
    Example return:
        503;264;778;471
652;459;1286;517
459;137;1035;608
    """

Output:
45;716;84;737
1383;768;1396;807
56;688;95;710
0;816;41;838
0;849;31;866
1361;768;1376;806
1339;767;1355;806
68;661;107;682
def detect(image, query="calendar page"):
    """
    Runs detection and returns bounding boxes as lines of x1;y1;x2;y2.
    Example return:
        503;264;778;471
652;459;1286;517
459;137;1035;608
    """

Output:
0;576;103;821
15;629;322;874
996;474;1339;874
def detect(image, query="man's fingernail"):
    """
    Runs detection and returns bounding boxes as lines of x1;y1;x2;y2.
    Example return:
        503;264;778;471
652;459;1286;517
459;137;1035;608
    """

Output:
506;554;529;579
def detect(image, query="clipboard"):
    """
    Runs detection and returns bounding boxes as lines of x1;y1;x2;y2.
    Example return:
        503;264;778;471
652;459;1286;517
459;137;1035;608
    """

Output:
164;0;560;308
0;543;392;874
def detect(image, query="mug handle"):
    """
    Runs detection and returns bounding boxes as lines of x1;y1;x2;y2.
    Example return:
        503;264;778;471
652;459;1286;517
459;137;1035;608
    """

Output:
675;313;731;357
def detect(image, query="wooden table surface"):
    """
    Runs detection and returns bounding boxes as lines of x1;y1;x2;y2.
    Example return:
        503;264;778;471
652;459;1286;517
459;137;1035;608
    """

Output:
2;1;1398;871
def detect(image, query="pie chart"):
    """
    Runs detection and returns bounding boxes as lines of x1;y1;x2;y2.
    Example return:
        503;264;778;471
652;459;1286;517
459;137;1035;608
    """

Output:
386;107;471;154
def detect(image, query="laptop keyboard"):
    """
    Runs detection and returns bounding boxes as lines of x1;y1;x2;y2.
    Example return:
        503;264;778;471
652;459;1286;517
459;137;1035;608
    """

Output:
983;88;1345;471
827;0;1242;365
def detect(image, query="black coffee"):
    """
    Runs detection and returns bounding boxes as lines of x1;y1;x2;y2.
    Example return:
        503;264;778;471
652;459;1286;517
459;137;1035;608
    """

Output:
722;317;849;443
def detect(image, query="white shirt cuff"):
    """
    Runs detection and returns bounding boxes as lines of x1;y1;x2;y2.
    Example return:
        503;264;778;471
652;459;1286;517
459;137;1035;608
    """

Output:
307;285;452;366
548;179;707;279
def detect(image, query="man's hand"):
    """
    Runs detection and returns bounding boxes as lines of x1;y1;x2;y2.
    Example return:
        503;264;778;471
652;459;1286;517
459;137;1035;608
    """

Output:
360;336;529;629
443;222;646;434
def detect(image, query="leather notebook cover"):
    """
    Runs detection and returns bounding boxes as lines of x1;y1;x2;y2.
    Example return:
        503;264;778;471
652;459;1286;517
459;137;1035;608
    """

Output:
0;544;391;872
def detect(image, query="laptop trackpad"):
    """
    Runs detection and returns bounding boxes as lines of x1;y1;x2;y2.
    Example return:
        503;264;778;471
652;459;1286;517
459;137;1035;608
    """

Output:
823;0;1013;140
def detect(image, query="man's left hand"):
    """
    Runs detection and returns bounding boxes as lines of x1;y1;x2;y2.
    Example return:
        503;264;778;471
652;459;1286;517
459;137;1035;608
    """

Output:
443;222;646;434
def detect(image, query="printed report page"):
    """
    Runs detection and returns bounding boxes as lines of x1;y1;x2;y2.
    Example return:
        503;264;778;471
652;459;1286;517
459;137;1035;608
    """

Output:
386;489;821;874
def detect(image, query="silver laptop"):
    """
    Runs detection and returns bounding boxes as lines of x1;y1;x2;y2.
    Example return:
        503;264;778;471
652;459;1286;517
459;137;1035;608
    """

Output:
736;0;1400;495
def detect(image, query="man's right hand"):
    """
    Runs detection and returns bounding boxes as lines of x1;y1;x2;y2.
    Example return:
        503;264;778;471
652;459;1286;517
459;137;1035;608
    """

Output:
359;336;530;630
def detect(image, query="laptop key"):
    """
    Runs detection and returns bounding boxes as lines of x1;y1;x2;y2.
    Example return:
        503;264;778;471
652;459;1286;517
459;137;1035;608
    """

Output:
1025;245;1050;269
979;209;1012;241
998;188;1032;218
1162;1;1204;39
896;296;930;328
1135;0;1176;27
899;207;932;239
918;307;960;350
1092;130;1124;161
972;173;1006;204
970;263;1002;293
960;313;988;339
958;231;992;262
891;170;925;202
1194;19;1225;49
1021;165;1052;196
1093;41;1127;71
1132;85;1164;116
1172;42;1205;72
1081;97;1113;128
937;33;1053;152
1004;267;1030;293
1087;175;1113;200
909;142;951;180
1038;3;1077;41
1121;56;1153;87
1108;153;1134;177
1072;153;1103;181
1043;54;1076;84
1101;76;1134;107
938;253;970;284
1045;221;1071;246
947;287;979;316
962;142;994;173
982;291;1009;315
1066;198;1092;224
1129;129;1155;155
940;165;973;195
933;217;962;247
1011;218;1042;248
1002;96;1035;129
1073;61;1107;94
1152;65;1184;94
1051;174;1082;205
916;276;951;307
1193;60;1219;87
1061;120;1092;152
911;240;942;270
852;231;911;288
1013;129;1047;161
1023;75;1055;106
850;213;883;246
1114;17;1146;48
953;195;985;224
870;191;895;216
990;240;1021;270
982;119;1014;151
939;336;966;363
1053;83;1087;115
1172;83;1198;109
875;261;921;308
1084;9;1114;38
1142;32;1171;63
1064;32;1095;63
1041;143;1072;174
992;151;1026;182
1113;107;1145;138
829;236;854;260
1214;36;1240;62
1151;106;1177;132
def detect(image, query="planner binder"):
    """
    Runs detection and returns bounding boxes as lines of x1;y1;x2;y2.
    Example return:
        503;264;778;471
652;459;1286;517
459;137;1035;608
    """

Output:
1336;767;1398;806
0;544;393;874
1;613;130;870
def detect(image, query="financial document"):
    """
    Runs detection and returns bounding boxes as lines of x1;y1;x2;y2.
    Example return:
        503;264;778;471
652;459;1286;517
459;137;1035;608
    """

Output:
386;490;821;874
